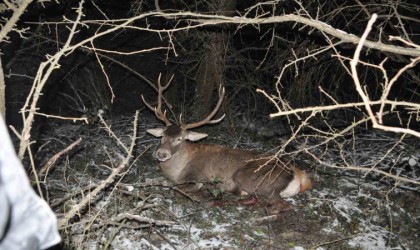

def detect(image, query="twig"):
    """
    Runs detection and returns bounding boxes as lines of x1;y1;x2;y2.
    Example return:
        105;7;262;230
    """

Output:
377;57;420;123
253;214;280;224
29;12;420;56
0;0;33;43
309;235;356;250
350;13;420;138
114;213;177;227
18;0;85;160
257;90;420;117
171;186;202;203
50;184;97;208
97;110;129;153
149;12;420;56
33;112;88;123
58;111;139;229
362;134;406;178
305;149;420;185
58;153;127;229
38;138;82;177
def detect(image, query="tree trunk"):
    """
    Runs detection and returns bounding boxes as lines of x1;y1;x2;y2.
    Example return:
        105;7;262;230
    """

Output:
193;0;237;120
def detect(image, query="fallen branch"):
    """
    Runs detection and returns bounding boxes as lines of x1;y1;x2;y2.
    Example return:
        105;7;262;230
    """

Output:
38;138;82;177
309;235;356;250
58;111;139;229
114;213;177;227
253;214;280;224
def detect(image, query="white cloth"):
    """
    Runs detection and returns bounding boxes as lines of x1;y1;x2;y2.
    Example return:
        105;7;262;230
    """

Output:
0;115;61;250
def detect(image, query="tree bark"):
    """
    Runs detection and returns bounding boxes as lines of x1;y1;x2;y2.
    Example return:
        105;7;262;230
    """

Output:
193;0;237;119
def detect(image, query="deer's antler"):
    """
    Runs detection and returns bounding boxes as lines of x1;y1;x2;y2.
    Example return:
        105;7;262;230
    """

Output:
181;86;225;130
141;74;173;126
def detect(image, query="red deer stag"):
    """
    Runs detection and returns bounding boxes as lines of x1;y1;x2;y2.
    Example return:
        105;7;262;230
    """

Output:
143;81;312;214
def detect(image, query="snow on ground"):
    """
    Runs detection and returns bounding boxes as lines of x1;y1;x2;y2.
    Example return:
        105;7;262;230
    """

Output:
37;116;419;249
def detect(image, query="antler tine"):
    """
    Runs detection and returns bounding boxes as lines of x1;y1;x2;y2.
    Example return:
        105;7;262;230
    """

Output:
207;114;225;124
141;95;171;126
141;74;172;126
181;86;225;130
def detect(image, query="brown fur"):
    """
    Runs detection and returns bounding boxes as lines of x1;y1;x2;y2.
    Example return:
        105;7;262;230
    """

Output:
162;143;259;192
233;158;296;213
148;126;312;214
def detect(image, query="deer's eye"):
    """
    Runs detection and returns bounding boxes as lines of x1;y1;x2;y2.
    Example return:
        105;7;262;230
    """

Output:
177;137;182;142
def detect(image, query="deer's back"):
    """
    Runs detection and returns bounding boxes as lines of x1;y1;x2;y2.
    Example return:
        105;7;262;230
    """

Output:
169;143;260;192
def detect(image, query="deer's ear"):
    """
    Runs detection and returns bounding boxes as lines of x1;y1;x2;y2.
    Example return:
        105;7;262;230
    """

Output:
147;128;165;137
185;131;208;141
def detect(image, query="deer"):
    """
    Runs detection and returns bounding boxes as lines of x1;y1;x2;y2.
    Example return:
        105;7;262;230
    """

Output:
142;79;312;215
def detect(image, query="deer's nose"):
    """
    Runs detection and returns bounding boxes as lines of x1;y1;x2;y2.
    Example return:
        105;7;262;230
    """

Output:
156;149;171;162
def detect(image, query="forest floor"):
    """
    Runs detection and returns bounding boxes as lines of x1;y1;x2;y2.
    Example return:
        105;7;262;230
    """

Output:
33;113;419;250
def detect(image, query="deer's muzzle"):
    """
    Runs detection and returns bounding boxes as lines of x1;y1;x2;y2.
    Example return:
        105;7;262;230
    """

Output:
156;148;171;162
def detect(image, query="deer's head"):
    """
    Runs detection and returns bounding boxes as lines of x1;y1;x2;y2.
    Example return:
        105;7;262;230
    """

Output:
146;125;208;161
143;76;225;162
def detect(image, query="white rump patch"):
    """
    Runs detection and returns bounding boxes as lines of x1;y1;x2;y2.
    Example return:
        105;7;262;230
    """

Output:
280;177;300;198
240;190;249;196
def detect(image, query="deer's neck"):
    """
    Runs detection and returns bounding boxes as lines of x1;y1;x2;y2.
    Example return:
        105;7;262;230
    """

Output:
159;143;191;183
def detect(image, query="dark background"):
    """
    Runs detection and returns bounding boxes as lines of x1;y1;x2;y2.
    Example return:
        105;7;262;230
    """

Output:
2;0;419;137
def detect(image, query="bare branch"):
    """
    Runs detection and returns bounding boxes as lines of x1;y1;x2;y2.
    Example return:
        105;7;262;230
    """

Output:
58;111;140;229
0;0;33;43
305;150;419;186
38;138;82;177
350;14;420;138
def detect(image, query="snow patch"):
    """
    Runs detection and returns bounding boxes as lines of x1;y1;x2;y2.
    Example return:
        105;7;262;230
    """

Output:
348;222;402;250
